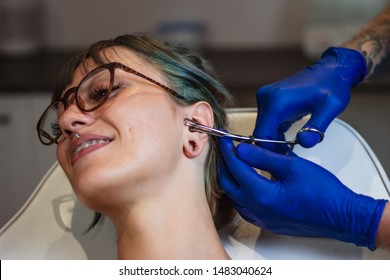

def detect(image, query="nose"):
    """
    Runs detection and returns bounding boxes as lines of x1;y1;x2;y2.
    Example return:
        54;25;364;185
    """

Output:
58;103;96;139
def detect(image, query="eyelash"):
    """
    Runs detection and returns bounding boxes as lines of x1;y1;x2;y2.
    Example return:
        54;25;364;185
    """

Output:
51;122;61;138
89;82;123;101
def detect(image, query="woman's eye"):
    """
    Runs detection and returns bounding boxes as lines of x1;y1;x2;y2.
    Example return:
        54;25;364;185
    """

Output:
88;83;123;102
89;86;109;102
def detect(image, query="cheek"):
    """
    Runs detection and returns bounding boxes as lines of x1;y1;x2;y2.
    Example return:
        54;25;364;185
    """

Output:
114;93;181;140
111;97;185;176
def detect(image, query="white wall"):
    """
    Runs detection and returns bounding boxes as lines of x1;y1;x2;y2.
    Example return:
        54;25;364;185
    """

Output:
42;0;306;50
3;0;387;53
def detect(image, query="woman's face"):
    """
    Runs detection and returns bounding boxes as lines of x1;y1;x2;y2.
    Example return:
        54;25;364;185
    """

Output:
56;47;189;212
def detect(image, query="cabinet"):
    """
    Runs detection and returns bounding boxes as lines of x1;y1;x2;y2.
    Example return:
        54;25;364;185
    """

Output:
0;93;56;228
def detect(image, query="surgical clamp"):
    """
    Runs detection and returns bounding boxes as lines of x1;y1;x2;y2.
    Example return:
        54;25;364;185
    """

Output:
183;118;324;148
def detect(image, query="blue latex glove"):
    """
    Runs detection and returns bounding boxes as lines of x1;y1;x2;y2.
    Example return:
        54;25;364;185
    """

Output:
254;47;367;153
218;137;387;250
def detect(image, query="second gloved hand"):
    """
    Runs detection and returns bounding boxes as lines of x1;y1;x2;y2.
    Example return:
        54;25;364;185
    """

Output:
218;137;387;250
254;47;367;153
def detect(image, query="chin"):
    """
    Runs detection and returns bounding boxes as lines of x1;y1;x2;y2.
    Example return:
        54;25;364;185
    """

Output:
69;164;142;212
67;166;114;209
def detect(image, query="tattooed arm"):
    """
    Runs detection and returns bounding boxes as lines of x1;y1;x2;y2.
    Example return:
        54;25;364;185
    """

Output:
252;7;390;151
343;6;390;80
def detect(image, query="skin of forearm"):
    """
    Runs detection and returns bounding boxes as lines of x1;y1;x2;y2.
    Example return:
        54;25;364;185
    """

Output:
343;6;390;80
342;8;390;250
375;202;390;250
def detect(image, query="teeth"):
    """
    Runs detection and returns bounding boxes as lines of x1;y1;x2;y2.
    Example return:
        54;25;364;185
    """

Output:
72;139;109;156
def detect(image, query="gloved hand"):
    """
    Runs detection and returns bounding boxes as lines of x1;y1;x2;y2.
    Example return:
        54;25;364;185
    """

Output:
218;137;387;250
254;47;367;153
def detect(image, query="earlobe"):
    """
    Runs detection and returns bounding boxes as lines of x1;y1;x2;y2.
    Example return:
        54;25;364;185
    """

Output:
183;140;201;158
183;101;214;159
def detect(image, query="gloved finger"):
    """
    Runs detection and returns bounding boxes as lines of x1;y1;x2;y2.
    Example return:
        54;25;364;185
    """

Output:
253;111;284;152
236;143;294;178
296;125;323;148
217;156;245;208
275;126;294;155
218;137;271;187
297;97;346;148
229;200;246;211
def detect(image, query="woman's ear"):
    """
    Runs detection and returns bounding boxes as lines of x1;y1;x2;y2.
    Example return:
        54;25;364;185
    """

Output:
183;101;214;158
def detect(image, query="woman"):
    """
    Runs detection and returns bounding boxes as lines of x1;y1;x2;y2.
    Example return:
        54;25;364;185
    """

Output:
36;34;235;259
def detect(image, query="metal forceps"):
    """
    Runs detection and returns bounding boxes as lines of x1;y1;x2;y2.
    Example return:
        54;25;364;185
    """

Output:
183;118;324;149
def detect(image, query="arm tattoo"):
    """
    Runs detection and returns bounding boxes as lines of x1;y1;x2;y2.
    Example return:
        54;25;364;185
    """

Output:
343;6;390;80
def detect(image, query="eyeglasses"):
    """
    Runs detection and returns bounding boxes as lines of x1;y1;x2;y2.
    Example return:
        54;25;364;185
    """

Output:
36;62;183;145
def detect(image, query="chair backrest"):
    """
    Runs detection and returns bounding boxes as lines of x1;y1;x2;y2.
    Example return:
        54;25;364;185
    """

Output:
1;108;389;259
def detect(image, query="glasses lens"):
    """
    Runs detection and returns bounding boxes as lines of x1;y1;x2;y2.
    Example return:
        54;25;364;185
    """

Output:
77;67;112;111
38;102;63;144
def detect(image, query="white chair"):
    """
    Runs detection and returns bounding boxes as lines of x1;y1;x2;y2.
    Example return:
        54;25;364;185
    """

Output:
1;108;389;259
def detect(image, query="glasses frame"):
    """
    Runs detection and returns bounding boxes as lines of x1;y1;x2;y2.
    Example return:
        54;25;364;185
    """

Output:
37;62;183;145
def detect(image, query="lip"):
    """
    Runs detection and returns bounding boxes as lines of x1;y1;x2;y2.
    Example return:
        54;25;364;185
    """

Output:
70;134;113;165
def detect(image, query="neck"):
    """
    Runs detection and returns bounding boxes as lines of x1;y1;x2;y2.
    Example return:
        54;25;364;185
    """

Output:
108;171;230;260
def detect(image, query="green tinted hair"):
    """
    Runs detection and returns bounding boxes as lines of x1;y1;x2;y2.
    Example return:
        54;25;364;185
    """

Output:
53;33;235;230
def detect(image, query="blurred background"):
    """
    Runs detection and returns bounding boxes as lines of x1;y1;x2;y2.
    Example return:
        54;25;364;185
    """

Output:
1;0;389;228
